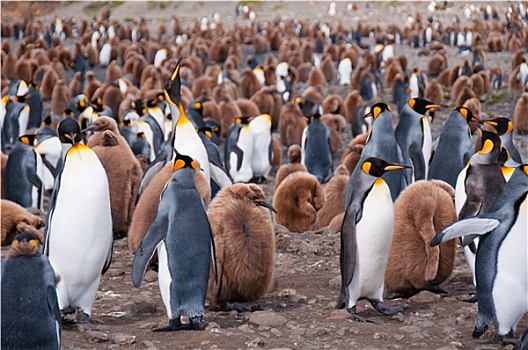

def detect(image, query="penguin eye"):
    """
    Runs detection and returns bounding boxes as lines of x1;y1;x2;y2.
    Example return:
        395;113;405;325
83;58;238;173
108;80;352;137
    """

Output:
29;239;39;248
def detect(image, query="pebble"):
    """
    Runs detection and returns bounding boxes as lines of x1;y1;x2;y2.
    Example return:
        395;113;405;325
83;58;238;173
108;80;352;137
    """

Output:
270;328;283;337
399;325;421;334
105;269;125;277
409;291;442;303
277;288;297;298
142;340;158;350
248;311;287;327
86;331;108;343
328;276;341;289
111;333;136;345
144;270;158;283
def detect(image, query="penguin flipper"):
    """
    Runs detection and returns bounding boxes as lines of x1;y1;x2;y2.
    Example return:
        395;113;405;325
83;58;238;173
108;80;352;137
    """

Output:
232;144;244;171
339;204;360;306
101;240;113;275
137;158;169;202
430;217;500;247
131;214;169;288
210;161;233;189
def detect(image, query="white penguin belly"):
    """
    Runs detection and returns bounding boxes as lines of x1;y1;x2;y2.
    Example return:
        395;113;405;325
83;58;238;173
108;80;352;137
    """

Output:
174;125;210;183
493;198;528;335
421;116;432;178
47;148;112;312
349;181;394;302
157;241;173;319
251;133;271;177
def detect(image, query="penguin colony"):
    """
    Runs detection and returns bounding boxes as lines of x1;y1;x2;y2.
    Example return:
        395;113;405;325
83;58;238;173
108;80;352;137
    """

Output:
0;1;527;347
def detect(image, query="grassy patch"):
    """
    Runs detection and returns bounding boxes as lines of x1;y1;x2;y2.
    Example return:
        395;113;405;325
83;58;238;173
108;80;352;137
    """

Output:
82;1;107;16
193;1;204;10
238;0;263;11
123;17;134;22
173;2;181;9
488;92;509;104
108;1;124;10
273;2;283;11
388;0;399;7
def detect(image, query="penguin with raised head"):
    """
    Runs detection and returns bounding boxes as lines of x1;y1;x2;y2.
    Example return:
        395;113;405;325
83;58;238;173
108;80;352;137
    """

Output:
132;153;217;331
395;97;441;182
301;113;333;183
428;107;481;188
4;135;45;210
197;127;232;198
44;116;113;325
1;232;61;350
207;183;276;310
347;103;406;203
483;117;522;164
337;157;410;322
431;164;528;345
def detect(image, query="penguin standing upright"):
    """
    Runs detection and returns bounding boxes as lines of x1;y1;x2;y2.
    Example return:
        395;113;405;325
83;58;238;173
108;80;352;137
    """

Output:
34;123;63;193
346;102;406;203
337;157;410;322
44;116;113;324
431;164;528;344
455;131;505;288
248;114;272;183
4;135;45;210
225;117;254;183
428;107;481;188
301;114;333;183
132;153;216;331
1;232;61;350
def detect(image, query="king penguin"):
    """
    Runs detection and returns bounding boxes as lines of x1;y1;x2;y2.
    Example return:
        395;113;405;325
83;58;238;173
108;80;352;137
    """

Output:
225;117;254;183
431;164;528;344
346;102;406;203
249;114;273;183
337;157;410;322
482;117;522;164
454;130;505;289
44;116;113;325
428;107;481;188
4;134;45;210
1;232;61;350
132;153;217;331
34;122;64;193
395;97;441;182
301;114;333;184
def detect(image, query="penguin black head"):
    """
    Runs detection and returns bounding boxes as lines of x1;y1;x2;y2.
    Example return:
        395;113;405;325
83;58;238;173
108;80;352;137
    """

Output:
17;134;37;146
454;106;481;124
197;126;213;140
193;101;203;114
236;116;253;125
173;152;198;173
57;116;82;144
408;98;441;115
477;130;502;155
483;117;513;136
361;157;410;177
164;58;183;107
365;102;391;120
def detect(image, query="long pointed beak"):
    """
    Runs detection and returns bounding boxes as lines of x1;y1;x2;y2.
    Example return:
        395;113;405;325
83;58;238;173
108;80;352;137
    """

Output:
81;126;94;133
472;117;483;124
425;104;442;109
256;200;277;213
384;164;411;171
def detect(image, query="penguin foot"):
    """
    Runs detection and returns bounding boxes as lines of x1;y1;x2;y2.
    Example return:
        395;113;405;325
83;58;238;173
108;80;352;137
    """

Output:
459;292;478;303
347;306;375;323
472;323;488;339
371;300;409;315
501;331;518;346
152;318;183;332
425;284;450;295
76;310;91;324
189;319;207;331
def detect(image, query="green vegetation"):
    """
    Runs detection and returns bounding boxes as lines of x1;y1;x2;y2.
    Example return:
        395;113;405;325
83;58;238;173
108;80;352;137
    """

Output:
108;1;124;10
388;0;399;7
238;0;263;11
147;0;157;11
123;17;134;22
488;92;509;104
82;2;107;16
193;1;204;10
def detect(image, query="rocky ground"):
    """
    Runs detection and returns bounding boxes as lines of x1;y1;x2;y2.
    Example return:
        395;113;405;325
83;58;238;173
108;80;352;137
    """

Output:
2;1;528;350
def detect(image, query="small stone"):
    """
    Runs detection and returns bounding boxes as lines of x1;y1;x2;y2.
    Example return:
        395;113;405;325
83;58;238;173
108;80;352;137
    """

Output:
86;331;108;343
277;288;296;298
328;276;341;289
248;311;287;327
144;270;158;283
105;269;125;277
336;328;346;336
409;291;442;303
348;327;360;335
326;309;350;320
142;340;158;350
373;332;388;339
111;333;136;345
399;325;421;334
394;334;405;341
270;328;283;337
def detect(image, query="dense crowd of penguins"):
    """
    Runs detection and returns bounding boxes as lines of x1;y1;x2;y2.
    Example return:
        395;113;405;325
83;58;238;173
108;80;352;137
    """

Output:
1;1;528;349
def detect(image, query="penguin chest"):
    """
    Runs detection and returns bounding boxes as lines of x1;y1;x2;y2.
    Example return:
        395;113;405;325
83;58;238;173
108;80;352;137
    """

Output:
454;165;469;215
421;116;432;177
492;198;528;333
354;180;394;295
18;105;30;135
250;132;271;176
174;125;210;182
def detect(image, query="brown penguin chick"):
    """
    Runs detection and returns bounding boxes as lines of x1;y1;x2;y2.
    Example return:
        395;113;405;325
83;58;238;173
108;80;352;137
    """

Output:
250;87;280;128
239;69;262;99
316;164;350;228
341;132;368;162
1;151;7;198
102;82;124;120
69;71;84;96
427;53;447;77
253;34;269;54
92;130;142;238
321;113;346;154
307;67;327;88
191;75;215;100
511;50;526;71
385;180;457;298
278;100;306;147
343;90;363;123
85;43;98;67
322;94;348;118
1;52;16;80
206;184;276;305
49;57;65;80
384;60;404;88
40;66;59;101
508;64;524;91
271;136;282;171
50;79;71;115
297;61;313;83
105;60;122;84
128;161;211;254
450;76;473;106
508;36;523;53
462;97;482;121
273;171;325;233
218;99;242;139
424;79;444;105
236;98;260;117
275;144;307;190
514;92;528;134
83;71;102;100
436;67;452;88
320;55;336;83
342;144;364;174
1;199;45;246
86;116;123;148
470;73;485;96
13;56;32;82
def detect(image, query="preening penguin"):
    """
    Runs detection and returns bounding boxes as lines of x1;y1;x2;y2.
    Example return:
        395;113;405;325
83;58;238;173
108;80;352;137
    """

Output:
92;130;142;239
430;165;528;344
275;144;307;190
385;180;457;298
428;107;481;188
273;171;325;233
44;116;113;325
301;114;333;184
1;232;61;350
207;184;276;308
132;153;217;331
394;97;441;182
337;157;410;322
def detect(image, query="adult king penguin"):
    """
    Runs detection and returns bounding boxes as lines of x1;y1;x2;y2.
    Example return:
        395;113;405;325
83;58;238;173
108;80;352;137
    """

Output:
337;157;410;322
395;97;441;182
132;153;217;331
301;113;333;184
431;164;528;345
1;232;61;350
44;116;113;325
346;103;406;203
248;114;273;183
428;107;481;188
